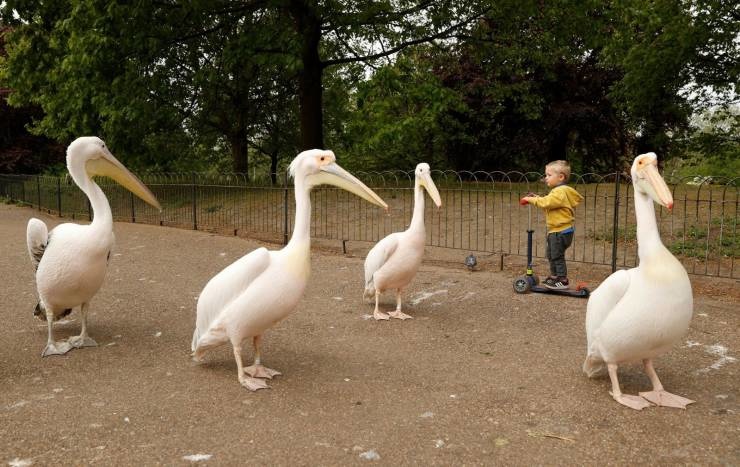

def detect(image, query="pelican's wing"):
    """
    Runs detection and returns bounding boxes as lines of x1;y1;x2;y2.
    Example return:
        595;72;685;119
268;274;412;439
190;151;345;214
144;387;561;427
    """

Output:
26;218;49;271
192;247;271;351
363;232;401;296
583;269;630;374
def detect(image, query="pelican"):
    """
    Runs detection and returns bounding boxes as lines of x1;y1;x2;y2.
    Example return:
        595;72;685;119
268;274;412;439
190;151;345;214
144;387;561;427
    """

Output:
191;149;387;391
27;136;161;357
583;153;694;410
363;163;441;320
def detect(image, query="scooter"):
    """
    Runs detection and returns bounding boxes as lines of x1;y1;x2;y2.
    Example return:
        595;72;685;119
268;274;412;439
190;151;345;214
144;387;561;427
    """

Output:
513;203;589;297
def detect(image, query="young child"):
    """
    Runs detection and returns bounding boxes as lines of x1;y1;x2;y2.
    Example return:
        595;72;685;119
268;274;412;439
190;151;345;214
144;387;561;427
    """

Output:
520;160;583;290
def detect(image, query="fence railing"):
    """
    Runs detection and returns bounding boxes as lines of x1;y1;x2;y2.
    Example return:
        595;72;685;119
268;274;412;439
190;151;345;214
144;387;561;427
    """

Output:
1;171;737;279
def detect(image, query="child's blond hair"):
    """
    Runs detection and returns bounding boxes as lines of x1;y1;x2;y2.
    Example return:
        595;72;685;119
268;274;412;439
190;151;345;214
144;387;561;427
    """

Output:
546;160;571;181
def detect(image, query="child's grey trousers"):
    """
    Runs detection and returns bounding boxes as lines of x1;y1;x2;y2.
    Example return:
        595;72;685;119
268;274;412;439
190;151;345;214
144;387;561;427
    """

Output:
546;230;574;277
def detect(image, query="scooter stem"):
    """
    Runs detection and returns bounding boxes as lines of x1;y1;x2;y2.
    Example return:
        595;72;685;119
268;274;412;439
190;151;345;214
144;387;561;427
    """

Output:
526;205;534;273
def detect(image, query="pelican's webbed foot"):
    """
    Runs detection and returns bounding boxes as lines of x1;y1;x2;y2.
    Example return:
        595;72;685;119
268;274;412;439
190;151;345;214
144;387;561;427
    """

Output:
610;391;653;411
245;364;282;379
638;390;694;409
42;340;73;357
68;335;98;348
239;375;270;391
373;310;390;320
388;310;413;320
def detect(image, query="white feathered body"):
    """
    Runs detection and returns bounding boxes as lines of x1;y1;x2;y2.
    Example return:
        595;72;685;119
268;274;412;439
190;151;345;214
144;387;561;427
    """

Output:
192;242;310;352
30;219;113;316
585;245;692;375
364;165;438;302
364;228;425;298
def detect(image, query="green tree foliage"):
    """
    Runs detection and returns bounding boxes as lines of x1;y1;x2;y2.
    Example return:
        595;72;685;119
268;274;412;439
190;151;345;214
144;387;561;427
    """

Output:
437;0;627;172
1;1;299;174
281;0;483;149
342;0;739;172
603;0;740;156
667;105;740;179
1;1;481;173
1;1;737;175
342;47;466;171
344;1;629;171
0;25;65;173
2;1;204;170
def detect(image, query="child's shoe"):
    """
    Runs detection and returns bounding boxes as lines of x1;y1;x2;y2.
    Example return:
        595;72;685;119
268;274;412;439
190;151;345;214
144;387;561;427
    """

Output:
544;276;569;290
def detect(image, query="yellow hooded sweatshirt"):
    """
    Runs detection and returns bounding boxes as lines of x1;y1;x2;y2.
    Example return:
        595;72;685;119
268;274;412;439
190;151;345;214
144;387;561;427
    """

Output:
528;184;584;233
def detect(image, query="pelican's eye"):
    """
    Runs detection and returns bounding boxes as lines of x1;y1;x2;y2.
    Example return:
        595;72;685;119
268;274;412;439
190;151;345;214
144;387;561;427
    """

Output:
320;156;325;162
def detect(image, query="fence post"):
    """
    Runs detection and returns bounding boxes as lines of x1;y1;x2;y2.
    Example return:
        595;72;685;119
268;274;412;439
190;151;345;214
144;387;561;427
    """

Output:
56;177;62;217
283;170;289;245
192;172;198;230
37;175;41;210
130;192;136;223
611;172;621;272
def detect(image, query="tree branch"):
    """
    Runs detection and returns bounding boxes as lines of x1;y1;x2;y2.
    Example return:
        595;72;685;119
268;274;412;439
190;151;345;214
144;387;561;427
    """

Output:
321;0;436;31
322;11;483;68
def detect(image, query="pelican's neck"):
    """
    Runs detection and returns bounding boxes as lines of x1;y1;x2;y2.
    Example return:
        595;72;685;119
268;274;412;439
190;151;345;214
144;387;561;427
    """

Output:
287;176;312;249
634;186;664;261
409;181;426;232
68;159;112;232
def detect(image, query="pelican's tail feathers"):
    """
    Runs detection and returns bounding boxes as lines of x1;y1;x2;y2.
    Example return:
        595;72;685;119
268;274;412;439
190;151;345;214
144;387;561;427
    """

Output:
363;278;375;301
191;328;200;353
583;355;606;378
33;302;72;322
26;218;49;271
33;302;44;320
191;325;227;360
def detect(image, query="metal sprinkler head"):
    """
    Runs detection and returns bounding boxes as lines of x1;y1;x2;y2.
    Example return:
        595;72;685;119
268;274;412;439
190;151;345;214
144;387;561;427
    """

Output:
465;253;477;271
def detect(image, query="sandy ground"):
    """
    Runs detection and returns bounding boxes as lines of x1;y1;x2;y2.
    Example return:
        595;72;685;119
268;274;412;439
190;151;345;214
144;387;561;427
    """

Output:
0;204;738;466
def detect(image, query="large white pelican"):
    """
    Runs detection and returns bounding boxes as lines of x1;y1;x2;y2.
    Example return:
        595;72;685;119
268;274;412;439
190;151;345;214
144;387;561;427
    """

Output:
27;136;161;357
583;153;694;410
191;149;387;391
363;163;441;320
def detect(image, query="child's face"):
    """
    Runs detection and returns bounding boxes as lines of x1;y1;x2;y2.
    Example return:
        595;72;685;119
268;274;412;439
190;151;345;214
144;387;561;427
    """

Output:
544;168;565;188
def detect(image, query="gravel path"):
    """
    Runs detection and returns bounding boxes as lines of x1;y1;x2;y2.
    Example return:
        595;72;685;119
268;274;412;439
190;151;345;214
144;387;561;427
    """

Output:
1;204;738;465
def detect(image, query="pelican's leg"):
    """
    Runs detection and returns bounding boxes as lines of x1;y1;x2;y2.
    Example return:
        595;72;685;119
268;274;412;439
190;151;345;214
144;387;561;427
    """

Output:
41;309;72;357
388;289;412;320
638;359;695;409
373;290;390;321
67;302;98;348
607;363;652;410
234;343;269;391
244;335;282;379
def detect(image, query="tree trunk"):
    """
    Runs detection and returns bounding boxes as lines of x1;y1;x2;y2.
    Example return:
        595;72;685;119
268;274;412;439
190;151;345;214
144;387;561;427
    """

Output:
289;1;324;150
270;152;278;185
230;133;248;176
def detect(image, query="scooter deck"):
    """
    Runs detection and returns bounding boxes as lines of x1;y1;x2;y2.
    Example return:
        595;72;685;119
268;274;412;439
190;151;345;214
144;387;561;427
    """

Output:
531;285;590;297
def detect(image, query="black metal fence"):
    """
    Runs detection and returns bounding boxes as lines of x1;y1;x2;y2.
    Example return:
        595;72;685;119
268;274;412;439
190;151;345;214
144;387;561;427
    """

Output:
1;171;737;279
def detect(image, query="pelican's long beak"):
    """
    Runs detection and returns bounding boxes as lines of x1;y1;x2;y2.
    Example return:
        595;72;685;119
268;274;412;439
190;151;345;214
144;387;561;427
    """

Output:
87;150;162;211
312;163;388;210
419;172;442;208
643;163;673;211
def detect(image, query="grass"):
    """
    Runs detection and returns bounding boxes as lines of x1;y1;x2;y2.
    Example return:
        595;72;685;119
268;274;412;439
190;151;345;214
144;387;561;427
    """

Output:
669;221;740;258
588;226;637;243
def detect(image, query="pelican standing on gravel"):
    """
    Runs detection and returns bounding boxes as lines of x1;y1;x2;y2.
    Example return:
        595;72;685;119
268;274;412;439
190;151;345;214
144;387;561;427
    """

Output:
191;149;387;391
583;153;694;410
363;163;441;320
27;136;161;357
